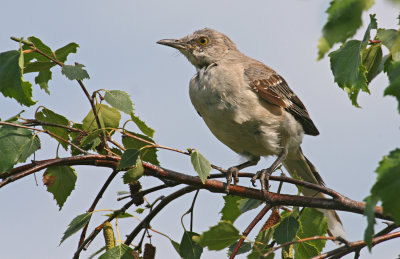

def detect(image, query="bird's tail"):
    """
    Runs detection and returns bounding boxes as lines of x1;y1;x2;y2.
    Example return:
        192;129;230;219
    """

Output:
282;148;346;239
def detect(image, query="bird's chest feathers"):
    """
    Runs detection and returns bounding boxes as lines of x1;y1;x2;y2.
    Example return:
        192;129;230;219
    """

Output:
189;64;244;120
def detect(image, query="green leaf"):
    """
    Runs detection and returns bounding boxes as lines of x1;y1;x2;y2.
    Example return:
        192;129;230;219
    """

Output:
135;208;145;214
362;44;383;83
329;40;368;107
227;241;251;257
193;221;240;250
98;244;134;259
104;90;134;115
130;112;155;137
190;150;212;183
61;63;90;80
371;149;400;224
238;198;263;213
55;42;79;63
36;108;70;150
364;195;378;250
88;246;106;259
0;124;40;174
34;69;52;94
171;239;181;256
28;36;55;59
24;61;56;73
294;208;328;259
384;61;400;113
0;50;36;106
122;131;159;166
179;231;203;259
273;216;300;245
220;195;242;223
317;0;373;59
122;160;144;184
118;148;141;170
377;28;400;61
247;229;275;259
43;166;77;210
60;212;92;245
82;104;121;133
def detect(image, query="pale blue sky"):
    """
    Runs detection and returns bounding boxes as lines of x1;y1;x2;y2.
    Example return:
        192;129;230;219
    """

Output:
0;1;399;258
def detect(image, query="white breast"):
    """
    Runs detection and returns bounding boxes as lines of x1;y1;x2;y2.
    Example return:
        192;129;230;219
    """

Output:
189;62;303;157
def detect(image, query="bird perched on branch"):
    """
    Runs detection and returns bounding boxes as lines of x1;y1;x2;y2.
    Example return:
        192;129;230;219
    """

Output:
157;28;345;238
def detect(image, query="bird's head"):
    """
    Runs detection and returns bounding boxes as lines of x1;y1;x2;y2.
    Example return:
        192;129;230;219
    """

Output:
157;28;237;69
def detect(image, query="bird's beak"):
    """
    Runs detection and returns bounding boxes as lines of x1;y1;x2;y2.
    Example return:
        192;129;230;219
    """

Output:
156;39;187;50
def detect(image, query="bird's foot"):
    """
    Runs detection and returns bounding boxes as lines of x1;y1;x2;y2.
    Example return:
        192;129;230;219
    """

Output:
251;167;273;193
225;166;240;193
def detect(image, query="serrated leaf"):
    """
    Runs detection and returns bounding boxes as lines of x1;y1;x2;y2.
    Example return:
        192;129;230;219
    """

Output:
179;231;203;259
220;195;242;223
55;42;79;63
238;198;263;213
122;160;144;184
104;90;134;115
118;148;141;170
194;221;240;250
82;104;121;133
0;50;36;106
0;124;40;174
384;61;400;113
329;40;367;107
35;69;52;94
227;241;251;257
273;216;300;245
294;208;328;259
190;150;211;183
363;195;378;250
36;108;70;150
61;63;90;80
60;212;92;245
318;0;373;59
98;244;134;259
122;131;159;166
130;112;155;137
43;166;77;210
371;149;400;224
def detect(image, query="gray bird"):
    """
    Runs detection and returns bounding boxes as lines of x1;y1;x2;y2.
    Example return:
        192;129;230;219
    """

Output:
157;28;345;238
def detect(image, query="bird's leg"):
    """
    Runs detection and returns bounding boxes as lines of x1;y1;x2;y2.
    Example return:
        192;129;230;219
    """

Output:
226;157;260;192
251;148;288;192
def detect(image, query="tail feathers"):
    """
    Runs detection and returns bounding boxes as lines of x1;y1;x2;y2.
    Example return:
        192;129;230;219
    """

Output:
283;149;346;239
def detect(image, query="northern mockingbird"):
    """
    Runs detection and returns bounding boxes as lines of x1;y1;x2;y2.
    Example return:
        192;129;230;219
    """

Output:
157;28;345;238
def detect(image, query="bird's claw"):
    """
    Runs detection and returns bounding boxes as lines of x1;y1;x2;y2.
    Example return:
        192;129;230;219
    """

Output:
251;168;273;192
225;166;239;193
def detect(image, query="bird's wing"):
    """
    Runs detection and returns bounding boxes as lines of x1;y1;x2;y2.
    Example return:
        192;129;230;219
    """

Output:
244;64;319;136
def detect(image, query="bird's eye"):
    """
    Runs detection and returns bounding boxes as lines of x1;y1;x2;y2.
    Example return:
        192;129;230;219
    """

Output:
198;37;209;46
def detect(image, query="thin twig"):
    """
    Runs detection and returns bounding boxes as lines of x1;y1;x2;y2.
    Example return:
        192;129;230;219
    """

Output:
22;119;83;133
78;170;120;248
230;205;273;259
124;186;197;245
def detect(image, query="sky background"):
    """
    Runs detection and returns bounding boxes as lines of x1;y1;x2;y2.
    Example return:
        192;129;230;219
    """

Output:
0;1;399;258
